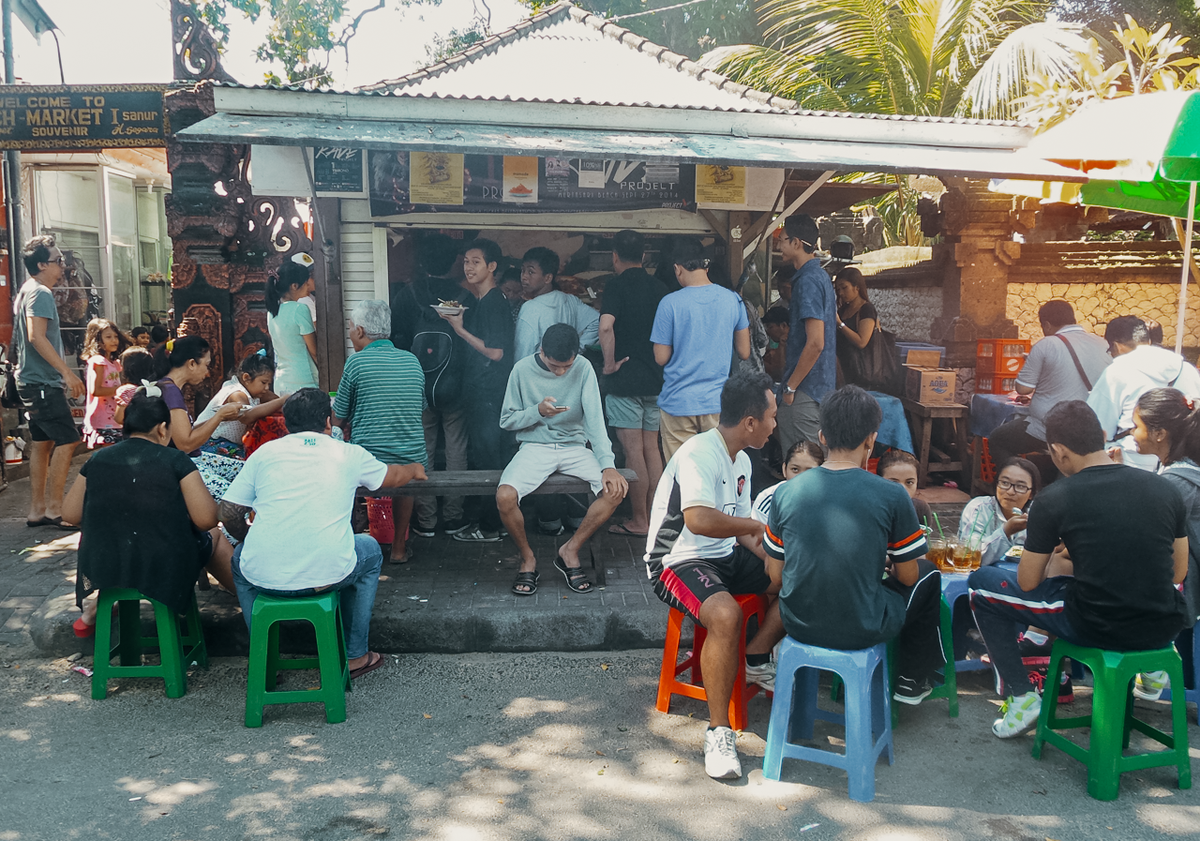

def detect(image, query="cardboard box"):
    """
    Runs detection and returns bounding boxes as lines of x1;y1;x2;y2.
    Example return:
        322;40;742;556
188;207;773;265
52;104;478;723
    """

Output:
905;349;944;368
905;366;957;403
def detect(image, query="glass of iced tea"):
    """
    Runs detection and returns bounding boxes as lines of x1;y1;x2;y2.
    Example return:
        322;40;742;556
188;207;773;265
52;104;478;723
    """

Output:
927;538;945;571
970;546;982;571
952;542;973;573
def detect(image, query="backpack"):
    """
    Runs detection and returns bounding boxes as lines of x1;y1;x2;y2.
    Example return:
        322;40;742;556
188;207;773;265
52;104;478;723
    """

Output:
408;277;465;410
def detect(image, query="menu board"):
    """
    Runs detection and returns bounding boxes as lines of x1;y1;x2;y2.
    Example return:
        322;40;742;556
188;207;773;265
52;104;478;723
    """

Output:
312;147;364;194
368;151;695;216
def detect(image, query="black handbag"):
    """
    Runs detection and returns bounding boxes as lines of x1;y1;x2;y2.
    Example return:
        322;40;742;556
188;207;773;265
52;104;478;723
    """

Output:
844;317;903;396
0;345;19;409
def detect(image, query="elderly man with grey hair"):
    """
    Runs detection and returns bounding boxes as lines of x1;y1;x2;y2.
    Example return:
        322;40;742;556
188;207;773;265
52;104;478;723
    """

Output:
332;299;427;563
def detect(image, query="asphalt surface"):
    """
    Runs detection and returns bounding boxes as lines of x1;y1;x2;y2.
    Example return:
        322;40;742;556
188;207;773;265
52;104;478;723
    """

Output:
1;649;1196;841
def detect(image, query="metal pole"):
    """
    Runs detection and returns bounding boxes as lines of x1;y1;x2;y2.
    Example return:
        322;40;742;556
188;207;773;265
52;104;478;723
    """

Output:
1175;181;1198;356
2;0;20;286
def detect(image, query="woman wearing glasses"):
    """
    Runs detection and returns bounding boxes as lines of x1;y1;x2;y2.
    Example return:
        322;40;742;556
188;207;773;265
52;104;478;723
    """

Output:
957;457;1041;568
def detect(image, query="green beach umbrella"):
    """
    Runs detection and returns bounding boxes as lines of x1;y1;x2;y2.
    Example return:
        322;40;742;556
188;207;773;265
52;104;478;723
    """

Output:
1026;91;1200;353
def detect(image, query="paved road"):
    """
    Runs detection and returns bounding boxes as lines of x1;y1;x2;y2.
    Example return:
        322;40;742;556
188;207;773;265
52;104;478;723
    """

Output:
1;649;1196;841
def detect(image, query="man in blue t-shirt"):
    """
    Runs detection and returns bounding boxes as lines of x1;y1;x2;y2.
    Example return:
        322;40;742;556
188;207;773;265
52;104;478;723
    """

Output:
776;215;837;453
650;237;750;463
766;386;944;704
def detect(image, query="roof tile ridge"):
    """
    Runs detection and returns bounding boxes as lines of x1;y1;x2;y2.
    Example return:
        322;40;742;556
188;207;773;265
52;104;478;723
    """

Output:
358;1;573;93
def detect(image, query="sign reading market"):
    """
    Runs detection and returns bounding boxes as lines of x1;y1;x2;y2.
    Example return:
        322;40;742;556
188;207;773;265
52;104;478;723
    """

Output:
0;85;167;150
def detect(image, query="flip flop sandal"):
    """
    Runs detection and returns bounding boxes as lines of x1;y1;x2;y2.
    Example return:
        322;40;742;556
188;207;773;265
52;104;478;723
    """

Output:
608;523;648;538
554;554;595;594
349;651;385;680
511;570;540;596
26;517;55;527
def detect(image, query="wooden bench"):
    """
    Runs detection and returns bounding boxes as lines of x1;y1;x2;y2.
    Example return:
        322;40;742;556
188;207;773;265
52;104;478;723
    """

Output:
900;398;969;489
356;468;639;585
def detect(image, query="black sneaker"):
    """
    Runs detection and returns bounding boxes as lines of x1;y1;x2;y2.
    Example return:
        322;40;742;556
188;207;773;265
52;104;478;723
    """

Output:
412;524;437;539
537;520;565;536
441;518;471;536
1017;633;1053;658
893;675;933;706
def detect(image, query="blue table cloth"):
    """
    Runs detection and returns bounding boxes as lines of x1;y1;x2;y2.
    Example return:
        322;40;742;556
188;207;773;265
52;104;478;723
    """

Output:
970;393;1030;438
869;391;915;454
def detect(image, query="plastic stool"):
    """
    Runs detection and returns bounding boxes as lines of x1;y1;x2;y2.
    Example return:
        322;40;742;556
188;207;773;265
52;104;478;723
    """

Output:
1161;624;1200;709
92;588;207;700
1032;639;1191;800
656;593;767;731
764;637;893;802
245;591;351;727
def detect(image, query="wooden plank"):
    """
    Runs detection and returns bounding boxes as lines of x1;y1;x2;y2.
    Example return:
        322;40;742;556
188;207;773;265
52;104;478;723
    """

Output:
356;468;637;498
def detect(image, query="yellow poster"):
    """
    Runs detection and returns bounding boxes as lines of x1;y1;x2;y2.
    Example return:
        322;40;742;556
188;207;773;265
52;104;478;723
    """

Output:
695;165;746;205
502;156;539;204
410;152;464;205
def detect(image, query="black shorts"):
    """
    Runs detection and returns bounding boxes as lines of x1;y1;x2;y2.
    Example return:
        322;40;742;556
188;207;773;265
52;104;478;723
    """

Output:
650;545;771;625
19;385;81;446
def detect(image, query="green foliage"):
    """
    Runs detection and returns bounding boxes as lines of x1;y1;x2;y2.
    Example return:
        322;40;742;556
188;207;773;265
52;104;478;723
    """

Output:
195;0;385;87
1054;0;1200;40
1017;15;1200;130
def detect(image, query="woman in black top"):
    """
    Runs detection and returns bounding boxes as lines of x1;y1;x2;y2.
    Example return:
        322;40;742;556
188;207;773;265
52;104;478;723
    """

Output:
65;390;236;636
833;267;879;389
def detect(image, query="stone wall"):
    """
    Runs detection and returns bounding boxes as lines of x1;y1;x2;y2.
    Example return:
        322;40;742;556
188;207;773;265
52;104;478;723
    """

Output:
1007;280;1200;350
870;287;942;343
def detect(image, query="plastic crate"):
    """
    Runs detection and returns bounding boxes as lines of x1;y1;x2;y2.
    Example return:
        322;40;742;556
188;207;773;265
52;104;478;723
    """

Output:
975;372;1019;395
976;339;1031;375
978;437;997;484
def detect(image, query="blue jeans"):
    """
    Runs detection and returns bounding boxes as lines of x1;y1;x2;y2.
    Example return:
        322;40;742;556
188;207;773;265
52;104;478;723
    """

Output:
231;534;383;660
968;565;1084;697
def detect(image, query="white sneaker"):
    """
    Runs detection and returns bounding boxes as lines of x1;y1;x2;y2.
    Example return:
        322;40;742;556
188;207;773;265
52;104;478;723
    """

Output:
703;726;742;780
744;660;776;692
992;691;1042;739
1134;670;1170;701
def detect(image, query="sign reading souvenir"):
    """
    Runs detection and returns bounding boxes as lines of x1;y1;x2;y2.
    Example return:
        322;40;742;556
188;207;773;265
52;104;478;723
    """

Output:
312;147;364;194
502;156;539;204
0;84;167;149
409;151;465;205
695;165;746;205
368;151;695;216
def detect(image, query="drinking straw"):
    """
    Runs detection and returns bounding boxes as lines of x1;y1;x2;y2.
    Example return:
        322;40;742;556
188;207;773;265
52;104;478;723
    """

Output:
931;509;945;539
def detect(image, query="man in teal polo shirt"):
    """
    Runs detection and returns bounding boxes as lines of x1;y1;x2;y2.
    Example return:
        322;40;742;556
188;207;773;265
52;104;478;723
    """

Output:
333;299;427;564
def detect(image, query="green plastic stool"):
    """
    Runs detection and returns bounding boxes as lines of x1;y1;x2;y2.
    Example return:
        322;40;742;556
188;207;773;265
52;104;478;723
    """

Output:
92;588;208;700
1032;639;1191;801
244;591;351;727
833;595;957;726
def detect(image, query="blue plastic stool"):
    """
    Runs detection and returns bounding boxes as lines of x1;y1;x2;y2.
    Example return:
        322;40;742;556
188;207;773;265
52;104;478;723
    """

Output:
764;637;894;802
942;573;988;673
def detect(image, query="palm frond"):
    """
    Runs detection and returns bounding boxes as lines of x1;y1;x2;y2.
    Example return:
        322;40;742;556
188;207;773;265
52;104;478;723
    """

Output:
957;22;1113;119
699;45;864;112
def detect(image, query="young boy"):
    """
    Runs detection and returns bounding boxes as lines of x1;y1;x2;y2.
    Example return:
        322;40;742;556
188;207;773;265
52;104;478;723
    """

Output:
877;449;934;531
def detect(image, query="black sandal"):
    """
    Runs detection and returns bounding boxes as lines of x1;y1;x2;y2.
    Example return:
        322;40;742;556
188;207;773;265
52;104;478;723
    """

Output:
554;554;594;593
511;570;539;596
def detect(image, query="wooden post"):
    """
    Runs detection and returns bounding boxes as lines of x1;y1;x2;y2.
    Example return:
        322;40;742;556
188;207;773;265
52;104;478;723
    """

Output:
312;197;345;390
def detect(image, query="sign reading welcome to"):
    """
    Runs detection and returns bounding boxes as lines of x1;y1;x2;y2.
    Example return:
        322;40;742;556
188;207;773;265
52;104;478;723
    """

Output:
0;84;167;150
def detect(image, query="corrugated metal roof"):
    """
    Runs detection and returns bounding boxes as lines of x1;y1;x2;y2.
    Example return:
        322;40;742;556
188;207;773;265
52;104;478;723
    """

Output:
357;2;794;113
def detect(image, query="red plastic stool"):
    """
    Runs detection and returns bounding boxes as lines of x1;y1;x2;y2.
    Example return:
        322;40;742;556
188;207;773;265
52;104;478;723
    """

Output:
656;592;769;730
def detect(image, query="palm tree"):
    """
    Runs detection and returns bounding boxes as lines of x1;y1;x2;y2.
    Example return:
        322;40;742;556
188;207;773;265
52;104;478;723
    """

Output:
701;0;1106;243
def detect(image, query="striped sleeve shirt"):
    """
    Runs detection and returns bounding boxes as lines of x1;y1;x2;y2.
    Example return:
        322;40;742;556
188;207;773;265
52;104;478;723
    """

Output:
332;340;427;466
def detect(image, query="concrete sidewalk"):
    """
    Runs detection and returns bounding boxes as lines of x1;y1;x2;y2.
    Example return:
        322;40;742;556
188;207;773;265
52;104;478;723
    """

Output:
0;465;967;660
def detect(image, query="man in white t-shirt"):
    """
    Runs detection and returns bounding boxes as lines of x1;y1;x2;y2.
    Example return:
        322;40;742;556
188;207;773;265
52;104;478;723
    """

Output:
1088;315;1200;471
644;370;785;780
220;388;427;679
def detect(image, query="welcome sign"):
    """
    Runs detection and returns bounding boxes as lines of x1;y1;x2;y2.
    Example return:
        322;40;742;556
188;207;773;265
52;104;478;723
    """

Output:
0;84;167;150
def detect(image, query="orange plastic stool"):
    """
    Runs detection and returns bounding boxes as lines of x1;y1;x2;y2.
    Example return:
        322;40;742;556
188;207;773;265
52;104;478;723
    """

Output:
656;592;769;730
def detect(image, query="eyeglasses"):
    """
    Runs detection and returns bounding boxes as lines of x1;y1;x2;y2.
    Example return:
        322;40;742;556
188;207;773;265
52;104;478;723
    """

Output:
997;478;1031;494
46;256;64;266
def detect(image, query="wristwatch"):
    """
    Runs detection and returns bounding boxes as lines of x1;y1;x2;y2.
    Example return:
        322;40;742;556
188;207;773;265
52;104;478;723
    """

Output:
783;385;796;395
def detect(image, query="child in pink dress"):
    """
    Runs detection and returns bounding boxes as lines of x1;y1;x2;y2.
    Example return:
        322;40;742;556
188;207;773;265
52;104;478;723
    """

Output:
81;319;132;449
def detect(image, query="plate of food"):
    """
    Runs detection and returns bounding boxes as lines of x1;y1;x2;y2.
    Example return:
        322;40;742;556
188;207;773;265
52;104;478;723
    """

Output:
430;299;465;316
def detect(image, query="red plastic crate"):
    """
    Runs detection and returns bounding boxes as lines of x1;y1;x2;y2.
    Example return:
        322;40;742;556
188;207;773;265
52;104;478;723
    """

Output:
979;437;997;483
976;339;1031;375
975;372;1019;394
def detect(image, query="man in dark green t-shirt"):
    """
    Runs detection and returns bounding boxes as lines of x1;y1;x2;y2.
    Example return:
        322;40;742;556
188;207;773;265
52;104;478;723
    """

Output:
766;386;944;704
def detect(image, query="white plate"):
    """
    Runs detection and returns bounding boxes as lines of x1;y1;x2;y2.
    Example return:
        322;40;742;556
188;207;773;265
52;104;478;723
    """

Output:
430;304;465;316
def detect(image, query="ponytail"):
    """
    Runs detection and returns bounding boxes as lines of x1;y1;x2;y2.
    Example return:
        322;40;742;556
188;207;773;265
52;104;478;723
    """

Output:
1134;387;1200;466
266;261;311;317
152;334;210;379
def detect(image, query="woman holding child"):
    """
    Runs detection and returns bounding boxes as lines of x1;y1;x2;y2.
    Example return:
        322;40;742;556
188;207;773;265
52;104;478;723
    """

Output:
66;390;236;637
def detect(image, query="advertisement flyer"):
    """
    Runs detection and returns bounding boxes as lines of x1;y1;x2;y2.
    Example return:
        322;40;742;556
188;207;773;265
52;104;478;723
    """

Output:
409;152;464;205
695;165;746;204
502;156;539;203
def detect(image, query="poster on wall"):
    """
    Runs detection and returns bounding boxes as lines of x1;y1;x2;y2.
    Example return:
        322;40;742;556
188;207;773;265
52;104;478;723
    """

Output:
695;165;746;205
367;151;695;216
312;147;365;194
409;152;465;205
502;156;539;203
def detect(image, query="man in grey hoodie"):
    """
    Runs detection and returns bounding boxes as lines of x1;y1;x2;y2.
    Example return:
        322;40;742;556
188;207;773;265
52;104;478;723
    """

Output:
497;323;629;596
